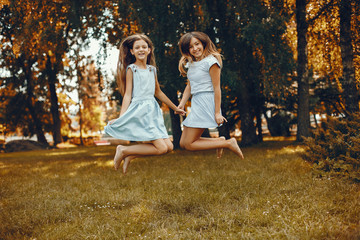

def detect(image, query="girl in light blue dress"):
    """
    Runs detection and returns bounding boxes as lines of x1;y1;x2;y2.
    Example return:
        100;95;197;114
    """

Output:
177;32;244;159
104;34;185;174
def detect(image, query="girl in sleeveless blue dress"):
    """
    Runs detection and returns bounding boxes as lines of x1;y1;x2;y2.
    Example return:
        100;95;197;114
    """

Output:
177;32;244;159
104;34;185;174
105;64;168;141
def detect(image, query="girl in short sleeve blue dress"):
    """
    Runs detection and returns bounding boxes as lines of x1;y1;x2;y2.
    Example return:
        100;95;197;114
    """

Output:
182;55;221;128
177;31;244;160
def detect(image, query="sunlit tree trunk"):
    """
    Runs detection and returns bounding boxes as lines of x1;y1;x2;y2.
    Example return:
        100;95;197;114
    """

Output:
296;0;311;141
339;0;359;114
78;101;84;146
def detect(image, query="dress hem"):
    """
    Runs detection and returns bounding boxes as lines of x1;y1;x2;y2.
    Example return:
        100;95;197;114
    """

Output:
182;124;220;128
103;130;169;142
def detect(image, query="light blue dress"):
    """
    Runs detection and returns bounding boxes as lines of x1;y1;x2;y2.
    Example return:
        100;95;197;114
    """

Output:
182;55;222;128
104;64;169;141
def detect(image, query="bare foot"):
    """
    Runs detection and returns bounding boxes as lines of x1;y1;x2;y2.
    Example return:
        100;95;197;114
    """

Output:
217;136;226;159
229;138;244;159
114;145;125;170
122;157;131;175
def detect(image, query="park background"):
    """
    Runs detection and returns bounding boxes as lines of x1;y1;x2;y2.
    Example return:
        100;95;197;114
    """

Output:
0;0;360;239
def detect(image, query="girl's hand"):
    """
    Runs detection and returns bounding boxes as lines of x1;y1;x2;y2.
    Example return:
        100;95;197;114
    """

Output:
178;104;185;110
175;107;186;116
215;113;227;126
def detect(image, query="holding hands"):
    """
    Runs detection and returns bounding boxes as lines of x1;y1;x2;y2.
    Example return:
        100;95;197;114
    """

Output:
175;107;186;116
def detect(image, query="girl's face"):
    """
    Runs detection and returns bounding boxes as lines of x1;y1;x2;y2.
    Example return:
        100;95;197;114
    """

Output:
189;37;204;61
130;39;151;62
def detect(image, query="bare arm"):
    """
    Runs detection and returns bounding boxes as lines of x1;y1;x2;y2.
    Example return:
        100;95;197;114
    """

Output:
119;68;133;117
154;75;185;115
178;81;191;110
209;64;226;125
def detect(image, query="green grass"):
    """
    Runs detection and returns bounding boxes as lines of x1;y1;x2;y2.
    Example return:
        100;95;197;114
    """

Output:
0;139;359;239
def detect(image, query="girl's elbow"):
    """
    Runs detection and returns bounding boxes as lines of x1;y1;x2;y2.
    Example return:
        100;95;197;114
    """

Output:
154;89;162;97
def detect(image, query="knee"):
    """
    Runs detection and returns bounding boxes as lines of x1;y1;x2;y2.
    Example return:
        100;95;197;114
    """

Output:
182;141;193;151
156;143;168;155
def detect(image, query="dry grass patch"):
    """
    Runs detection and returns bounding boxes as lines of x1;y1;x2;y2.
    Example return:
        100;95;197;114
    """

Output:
0;140;359;239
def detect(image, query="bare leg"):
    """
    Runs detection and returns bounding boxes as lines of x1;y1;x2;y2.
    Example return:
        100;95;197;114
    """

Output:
114;146;138;171
199;136;225;158
180;127;244;159
120;138;173;173
120;139;170;174
122;156;132;174
216;136;226;158
114;145;125;170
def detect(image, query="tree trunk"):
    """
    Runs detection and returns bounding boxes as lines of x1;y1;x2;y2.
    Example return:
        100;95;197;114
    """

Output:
256;110;263;142
239;84;258;146
168;94;182;149
240;110;257;146
25;80;48;145
170;109;182;149
78;101;84;145
296;0;311;141
46;56;63;145
218;105;231;139
21;56;49;146
26;96;48;145
339;0;359;114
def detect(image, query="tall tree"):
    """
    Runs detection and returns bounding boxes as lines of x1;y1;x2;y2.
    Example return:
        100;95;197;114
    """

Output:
0;4;50;145
1;0;116;145
203;0;294;144
296;0;310;141
339;0;359;113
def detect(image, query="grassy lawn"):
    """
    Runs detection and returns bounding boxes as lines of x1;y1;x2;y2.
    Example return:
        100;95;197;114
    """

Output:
0;138;359;239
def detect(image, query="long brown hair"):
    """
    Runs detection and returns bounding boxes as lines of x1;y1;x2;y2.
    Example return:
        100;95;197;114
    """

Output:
117;34;156;95
178;31;222;77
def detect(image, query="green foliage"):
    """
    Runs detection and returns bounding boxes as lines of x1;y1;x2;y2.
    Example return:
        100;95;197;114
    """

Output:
302;114;360;182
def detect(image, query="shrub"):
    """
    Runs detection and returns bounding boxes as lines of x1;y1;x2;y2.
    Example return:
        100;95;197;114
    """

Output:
302;113;360;182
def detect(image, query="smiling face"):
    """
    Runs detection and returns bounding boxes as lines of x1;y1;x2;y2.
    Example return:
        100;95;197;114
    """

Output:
189;37;204;61
130;39;151;62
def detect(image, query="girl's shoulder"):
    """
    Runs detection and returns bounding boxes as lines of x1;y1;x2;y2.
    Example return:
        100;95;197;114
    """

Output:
202;54;221;69
147;64;156;71
126;63;135;72
147;65;157;75
204;54;219;63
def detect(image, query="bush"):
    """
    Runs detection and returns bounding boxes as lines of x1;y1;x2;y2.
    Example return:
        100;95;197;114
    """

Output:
5;140;50;152
302;113;360;182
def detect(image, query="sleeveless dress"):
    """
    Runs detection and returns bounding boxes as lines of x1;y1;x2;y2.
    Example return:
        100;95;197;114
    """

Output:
104;64;169;141
182;55;222;129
